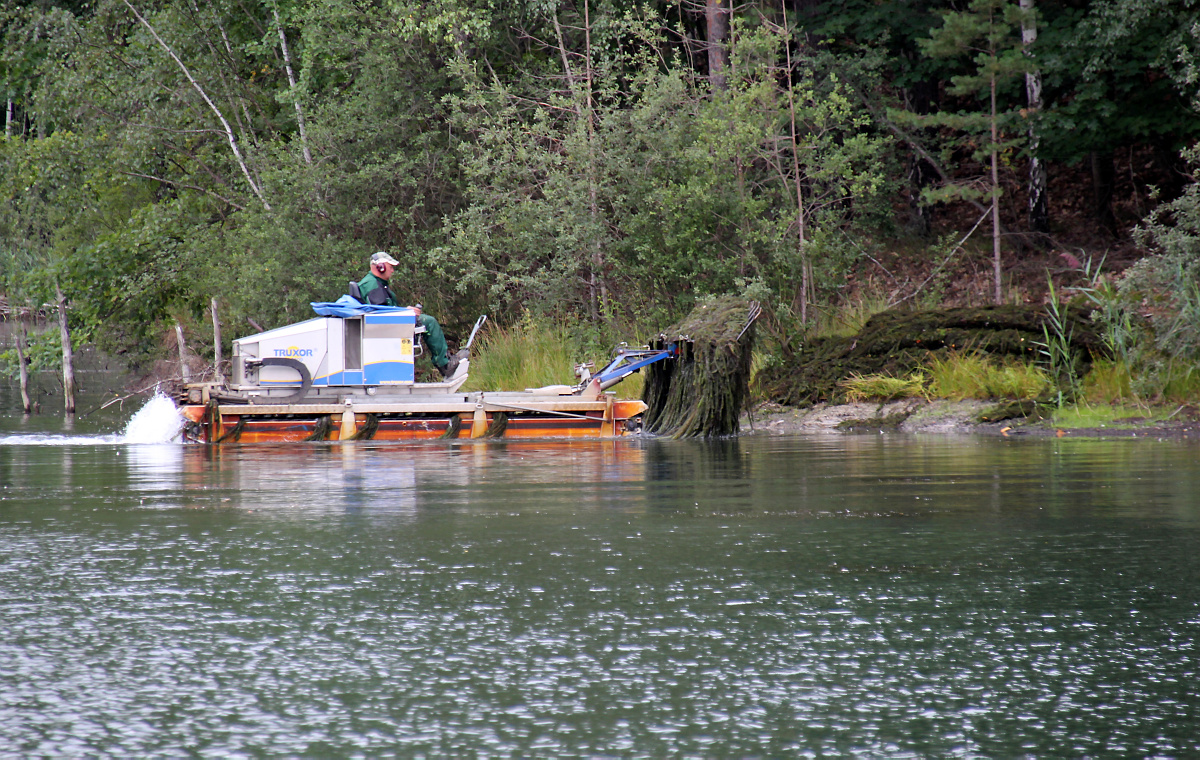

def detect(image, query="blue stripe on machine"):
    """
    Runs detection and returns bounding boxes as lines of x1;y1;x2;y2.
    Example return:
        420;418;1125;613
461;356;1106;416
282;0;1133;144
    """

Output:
365;313;415;325
364;361;414;384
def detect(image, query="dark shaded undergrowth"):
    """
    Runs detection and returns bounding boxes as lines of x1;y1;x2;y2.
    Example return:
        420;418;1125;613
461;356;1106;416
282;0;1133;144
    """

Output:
760;305;1105;406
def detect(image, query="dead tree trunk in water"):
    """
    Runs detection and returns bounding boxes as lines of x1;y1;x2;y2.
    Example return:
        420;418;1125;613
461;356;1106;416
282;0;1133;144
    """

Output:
56;281;76;415
15;314;32;413
211;298;223;382
176;320;191;383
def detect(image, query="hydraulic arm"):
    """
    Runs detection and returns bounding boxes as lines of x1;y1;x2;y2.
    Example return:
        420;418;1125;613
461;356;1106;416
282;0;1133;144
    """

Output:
582;344;680;391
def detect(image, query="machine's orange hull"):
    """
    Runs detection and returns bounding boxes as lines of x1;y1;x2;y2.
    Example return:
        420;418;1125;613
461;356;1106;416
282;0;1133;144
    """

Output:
180;397;648;444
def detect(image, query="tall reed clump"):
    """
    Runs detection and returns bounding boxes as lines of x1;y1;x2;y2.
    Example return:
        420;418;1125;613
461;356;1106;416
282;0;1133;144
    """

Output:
1036;278;1086;407
641;297;758;438
463;318;578;392
463;317;648;397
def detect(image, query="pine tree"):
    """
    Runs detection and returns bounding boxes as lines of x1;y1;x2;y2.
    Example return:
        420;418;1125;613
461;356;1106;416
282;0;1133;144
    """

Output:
918;0;1032;305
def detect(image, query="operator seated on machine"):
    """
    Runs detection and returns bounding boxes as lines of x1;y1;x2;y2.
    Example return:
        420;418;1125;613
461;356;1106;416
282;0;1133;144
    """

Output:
355;251;460;379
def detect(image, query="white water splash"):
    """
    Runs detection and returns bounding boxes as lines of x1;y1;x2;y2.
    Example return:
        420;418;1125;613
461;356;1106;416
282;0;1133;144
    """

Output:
122;393;187;444
0;433;121;446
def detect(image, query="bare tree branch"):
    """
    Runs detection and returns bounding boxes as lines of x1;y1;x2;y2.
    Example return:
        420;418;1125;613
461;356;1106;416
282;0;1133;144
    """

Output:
121;171;247;210
122;0;271;210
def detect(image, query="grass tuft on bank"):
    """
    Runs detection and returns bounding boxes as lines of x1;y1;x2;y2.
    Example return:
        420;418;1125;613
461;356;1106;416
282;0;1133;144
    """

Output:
840;372;928;402
834;353;1054;403
1048;403;1179;429
927;352;1052;401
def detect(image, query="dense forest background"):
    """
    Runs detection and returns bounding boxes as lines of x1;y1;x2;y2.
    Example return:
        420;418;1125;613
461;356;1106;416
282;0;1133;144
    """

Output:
1;0;1198;387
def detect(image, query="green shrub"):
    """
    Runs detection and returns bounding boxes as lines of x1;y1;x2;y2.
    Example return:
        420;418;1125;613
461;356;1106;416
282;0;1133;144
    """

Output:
1109;146;1200;391
1135;360;1200;404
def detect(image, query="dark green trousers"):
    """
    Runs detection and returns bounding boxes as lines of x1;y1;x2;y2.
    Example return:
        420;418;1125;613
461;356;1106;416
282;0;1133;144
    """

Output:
418;313;449;368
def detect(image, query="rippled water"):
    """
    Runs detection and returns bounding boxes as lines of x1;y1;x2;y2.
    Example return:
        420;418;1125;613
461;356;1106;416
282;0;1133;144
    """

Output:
2;395;1199;756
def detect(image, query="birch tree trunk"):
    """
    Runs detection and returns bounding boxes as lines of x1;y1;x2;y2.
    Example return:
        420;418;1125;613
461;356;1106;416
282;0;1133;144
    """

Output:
273;6;312;166
583;0;606;320
991;71;1003;305
56;280;76;415
1020;0;1049;234
552;7;606;321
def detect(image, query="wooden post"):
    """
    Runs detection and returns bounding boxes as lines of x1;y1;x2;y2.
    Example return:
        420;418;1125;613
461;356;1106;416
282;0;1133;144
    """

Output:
56;280;76;415
208;399;222;443
211;298;223;382
175;321;191;383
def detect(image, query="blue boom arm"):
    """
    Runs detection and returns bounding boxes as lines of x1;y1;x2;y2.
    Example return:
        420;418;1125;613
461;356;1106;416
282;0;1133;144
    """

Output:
591;345;677;390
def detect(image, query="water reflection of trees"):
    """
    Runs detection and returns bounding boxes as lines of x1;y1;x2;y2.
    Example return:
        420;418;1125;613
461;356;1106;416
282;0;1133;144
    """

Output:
643;439;755;514
172;440;655;517
105;436;1200;525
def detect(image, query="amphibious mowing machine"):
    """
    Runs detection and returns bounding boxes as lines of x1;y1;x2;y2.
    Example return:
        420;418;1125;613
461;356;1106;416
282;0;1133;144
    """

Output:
177;297;690;444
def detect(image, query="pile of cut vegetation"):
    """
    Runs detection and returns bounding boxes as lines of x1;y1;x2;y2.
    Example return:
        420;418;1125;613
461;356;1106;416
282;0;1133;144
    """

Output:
761;305;1104;406
641;297;759;438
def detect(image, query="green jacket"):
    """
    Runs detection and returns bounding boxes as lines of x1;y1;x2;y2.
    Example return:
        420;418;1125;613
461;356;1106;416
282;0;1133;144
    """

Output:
357;273;396;306
354;273;449;368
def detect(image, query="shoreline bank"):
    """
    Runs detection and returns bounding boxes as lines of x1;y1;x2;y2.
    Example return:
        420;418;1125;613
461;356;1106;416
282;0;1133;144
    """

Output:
743;400;1200;440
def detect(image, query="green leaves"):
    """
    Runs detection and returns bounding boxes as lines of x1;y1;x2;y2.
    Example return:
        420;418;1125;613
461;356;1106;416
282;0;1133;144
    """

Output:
443;10;889;325
1123;145;1200;363
4;0;1193;377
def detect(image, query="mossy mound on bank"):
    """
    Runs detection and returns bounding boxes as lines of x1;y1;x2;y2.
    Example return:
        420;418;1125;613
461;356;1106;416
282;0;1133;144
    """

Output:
761;305;1105;406
642;297;757;438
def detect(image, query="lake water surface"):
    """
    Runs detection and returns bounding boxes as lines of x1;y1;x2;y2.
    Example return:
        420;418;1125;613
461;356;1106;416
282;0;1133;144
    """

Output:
2;388;1199;757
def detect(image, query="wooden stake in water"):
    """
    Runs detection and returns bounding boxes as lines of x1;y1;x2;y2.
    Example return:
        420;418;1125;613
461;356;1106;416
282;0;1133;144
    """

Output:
176;321;191;383
211;298;223;383
56;280;76;415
